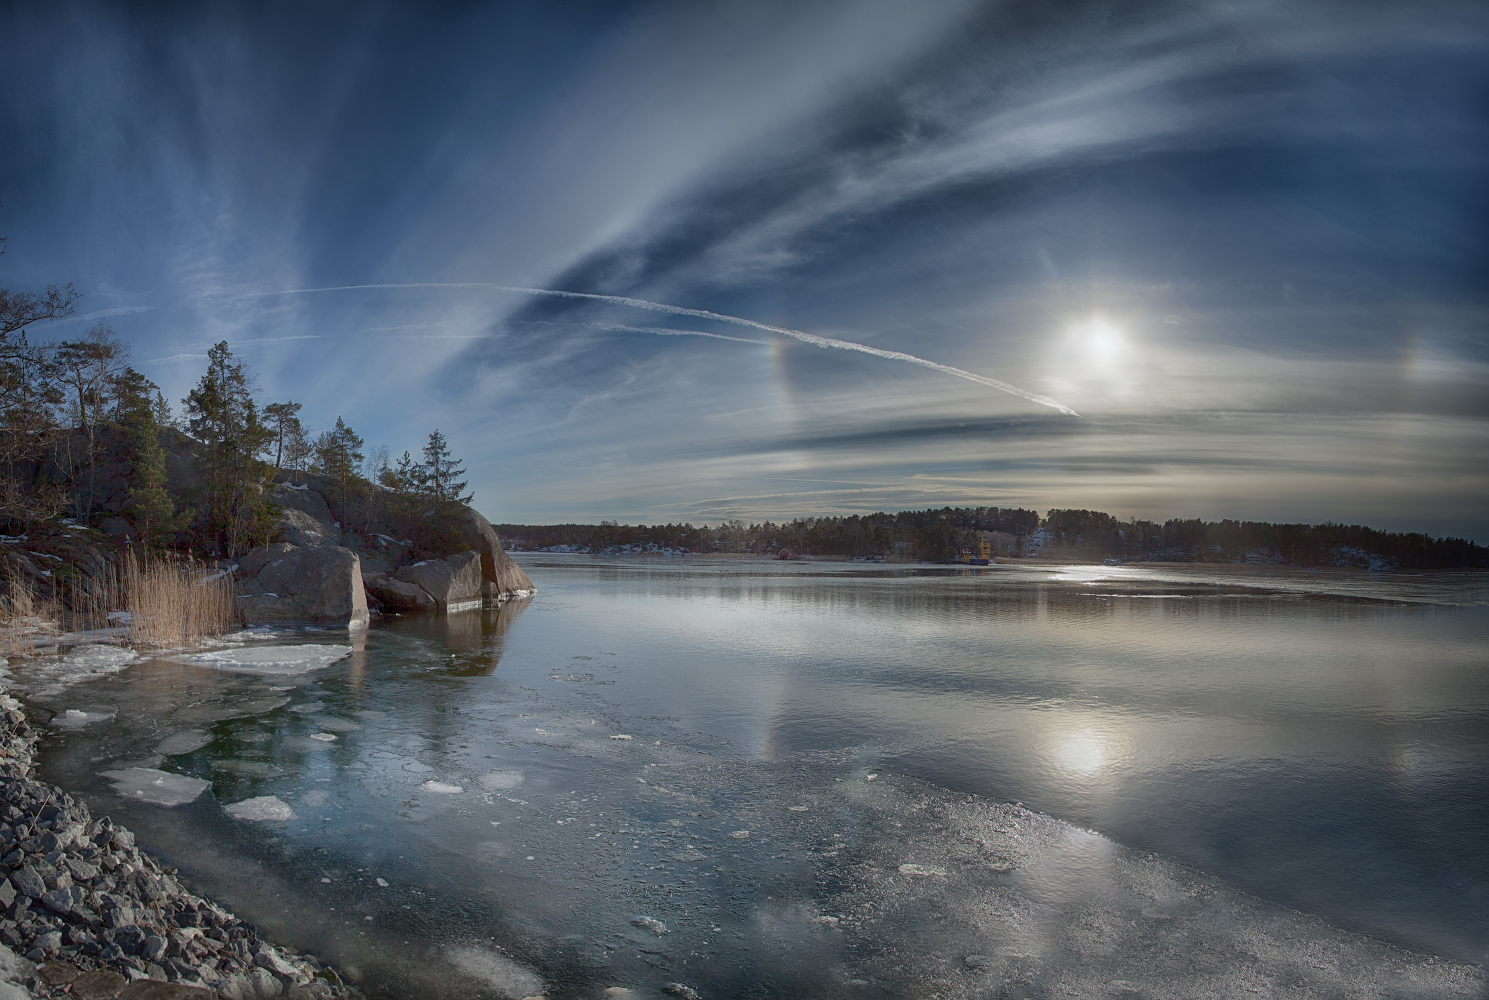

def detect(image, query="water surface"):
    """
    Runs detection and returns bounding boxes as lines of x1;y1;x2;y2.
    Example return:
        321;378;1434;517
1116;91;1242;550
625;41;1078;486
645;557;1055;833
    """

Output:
15;557;1489;997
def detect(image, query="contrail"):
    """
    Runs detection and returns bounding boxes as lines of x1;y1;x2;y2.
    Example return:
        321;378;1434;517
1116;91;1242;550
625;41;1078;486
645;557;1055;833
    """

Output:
265;282;1079;415
594;323;769;346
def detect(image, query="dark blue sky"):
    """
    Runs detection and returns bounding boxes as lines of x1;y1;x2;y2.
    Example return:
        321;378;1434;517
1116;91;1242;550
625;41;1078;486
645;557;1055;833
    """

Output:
2;1;1486;537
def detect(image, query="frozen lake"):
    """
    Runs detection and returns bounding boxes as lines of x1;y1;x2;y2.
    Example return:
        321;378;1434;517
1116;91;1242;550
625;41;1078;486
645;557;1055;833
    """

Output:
10;557;1489;998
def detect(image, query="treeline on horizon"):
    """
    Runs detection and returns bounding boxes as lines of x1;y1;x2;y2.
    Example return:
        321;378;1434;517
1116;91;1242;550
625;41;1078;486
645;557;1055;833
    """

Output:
499;506;1487;571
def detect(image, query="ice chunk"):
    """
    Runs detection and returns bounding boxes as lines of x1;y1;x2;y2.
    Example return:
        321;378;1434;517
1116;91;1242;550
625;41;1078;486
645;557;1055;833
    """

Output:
171;644;350;675
477;771;524;791
300;789;331;807
729;830;750;839
51;708;114;729
155;730;213;755
609;734;634;740
421;780;463;794
99;767;211;806
13;644;138;697
898;863;948;877
212;759;281;776
376;877;389;887
632;916;668;935
445;945;545;998
224;796;296;821
309;733;337;742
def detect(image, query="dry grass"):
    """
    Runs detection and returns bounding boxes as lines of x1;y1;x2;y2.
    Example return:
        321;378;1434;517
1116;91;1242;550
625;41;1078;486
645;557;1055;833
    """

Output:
0;572;60;658
121;551;236;648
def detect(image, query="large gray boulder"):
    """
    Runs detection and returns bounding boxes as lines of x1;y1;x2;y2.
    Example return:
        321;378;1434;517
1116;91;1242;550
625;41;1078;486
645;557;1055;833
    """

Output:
268;483;340;547
456;508;534;597
363;574;436;613
235;543;368;627
393;551;483;609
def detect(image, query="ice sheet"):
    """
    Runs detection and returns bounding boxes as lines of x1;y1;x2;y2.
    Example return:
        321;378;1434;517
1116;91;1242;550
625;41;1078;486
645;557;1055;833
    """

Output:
224;796;296;821
98;767;211;806
444;945;544;999
10;644;138;697
172;644;351;675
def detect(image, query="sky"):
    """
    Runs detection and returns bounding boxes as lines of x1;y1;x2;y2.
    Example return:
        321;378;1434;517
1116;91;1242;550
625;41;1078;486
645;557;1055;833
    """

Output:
1;0;1486;539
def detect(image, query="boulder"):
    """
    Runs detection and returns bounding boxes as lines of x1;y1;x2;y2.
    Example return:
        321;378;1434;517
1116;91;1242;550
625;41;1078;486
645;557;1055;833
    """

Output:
235;544;368;627
455;508;534;597
268;484;339;547
393;551;482;609
364;574;436;613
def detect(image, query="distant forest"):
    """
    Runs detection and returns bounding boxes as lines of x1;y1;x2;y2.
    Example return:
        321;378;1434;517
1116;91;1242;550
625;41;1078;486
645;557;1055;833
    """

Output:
499;507;1487;571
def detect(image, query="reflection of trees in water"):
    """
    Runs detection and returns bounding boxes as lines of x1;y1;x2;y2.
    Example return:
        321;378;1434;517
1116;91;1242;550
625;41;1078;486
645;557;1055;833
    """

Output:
392;597;531;675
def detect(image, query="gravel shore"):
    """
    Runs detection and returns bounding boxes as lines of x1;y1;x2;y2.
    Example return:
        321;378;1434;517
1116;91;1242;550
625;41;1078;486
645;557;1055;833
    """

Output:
0;687;365;1000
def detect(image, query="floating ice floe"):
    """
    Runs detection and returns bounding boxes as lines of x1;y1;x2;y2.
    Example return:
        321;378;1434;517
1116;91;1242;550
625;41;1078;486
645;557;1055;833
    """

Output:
224;796;296;821
898;863;948;877
314;717;361;732
788;805;809;812
729;830;750;840
609;734;633;741
98;767;211;806
300;789;331;807
444;945;545;999
51;708;114;729
13;645;139;697
477;771;523;791
375;877;389;887
309;733;337;742
420;780;463;794
632;916;668;935
170;644;351;676
154;730;213;756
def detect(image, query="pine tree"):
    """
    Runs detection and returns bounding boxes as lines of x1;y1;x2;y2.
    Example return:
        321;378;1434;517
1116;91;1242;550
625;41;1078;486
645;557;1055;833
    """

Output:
111;367;187;548
182;342;273;556
263;401;303;470
314;416;363;526
420;429;471;504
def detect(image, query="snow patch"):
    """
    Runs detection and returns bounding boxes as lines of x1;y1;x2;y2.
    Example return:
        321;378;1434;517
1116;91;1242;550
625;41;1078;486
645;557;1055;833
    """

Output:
224;796;296;821
98;767;211;806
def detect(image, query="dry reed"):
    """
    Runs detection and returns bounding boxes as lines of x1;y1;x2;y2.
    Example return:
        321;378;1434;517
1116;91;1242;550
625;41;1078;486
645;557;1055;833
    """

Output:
0;570;60;658
121;551;236;648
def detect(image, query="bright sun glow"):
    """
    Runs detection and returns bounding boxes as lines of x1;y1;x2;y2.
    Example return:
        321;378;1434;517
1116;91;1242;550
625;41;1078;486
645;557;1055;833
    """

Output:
1046;314;1140;402
1056;731;1107;774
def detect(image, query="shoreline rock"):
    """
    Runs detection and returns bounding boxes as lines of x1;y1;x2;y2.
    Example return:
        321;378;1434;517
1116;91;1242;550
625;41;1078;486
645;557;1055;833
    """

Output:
0;691;364;1000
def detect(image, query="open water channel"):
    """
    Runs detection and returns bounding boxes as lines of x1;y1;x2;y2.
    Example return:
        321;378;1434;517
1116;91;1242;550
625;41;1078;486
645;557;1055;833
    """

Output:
5;557;1487;999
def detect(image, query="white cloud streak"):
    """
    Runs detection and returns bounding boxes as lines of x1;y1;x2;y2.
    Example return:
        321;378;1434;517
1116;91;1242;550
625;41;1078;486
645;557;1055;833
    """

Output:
263;282;1079;415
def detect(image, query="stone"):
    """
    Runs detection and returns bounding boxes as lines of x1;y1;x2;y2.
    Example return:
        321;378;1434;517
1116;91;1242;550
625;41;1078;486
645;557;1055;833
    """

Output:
9;867;44;900
33;928;62;953
111;829;135;851
66;856;101;881
36;958;78;985
143;933;168;962
253;946;298;976
73;967;129;999
454;507;535;597
246;967;282;997
40;887;74;916
113;925;147;953
362;575;435;614
393;551;482;609
235;545;368;627
0;878;14;908
117;982;218;999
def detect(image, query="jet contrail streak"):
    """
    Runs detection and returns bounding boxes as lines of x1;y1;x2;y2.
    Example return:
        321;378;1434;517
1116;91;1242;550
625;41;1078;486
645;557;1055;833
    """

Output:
266;282;1078;415
595;323;770;346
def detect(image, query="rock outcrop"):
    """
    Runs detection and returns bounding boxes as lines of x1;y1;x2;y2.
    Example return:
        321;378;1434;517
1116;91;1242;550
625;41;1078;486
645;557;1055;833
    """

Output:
454;508;534;597
394;552;482;609
234;544;368;628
